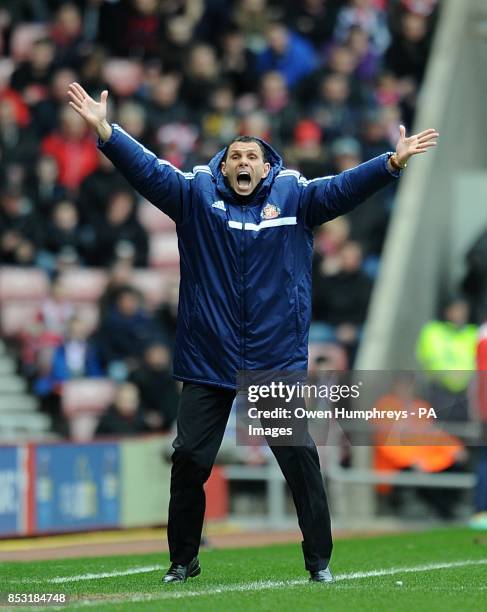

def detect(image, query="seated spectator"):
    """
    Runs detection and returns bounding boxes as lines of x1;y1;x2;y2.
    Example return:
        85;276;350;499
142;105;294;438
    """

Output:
25;154;66;216
416;297;477;422
311;240;372;362
38;276;75;338
96;382;149;436
90;189;148;267
284;119;328;180
32;68;78;138
334;0;390;56
219;27;258;95
41;106;99;192
77;151;132;225
10;38;55;104
34;315;103;397
181;44;221;114
309;73;359;142
259;71;298;146
0;187;41;265
256;22;318;89
38;199;94;272
129;342;179;432
96;286;166;379
0;98;38;165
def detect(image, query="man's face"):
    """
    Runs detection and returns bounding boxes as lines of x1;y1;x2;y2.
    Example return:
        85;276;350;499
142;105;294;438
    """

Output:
221;142;270;196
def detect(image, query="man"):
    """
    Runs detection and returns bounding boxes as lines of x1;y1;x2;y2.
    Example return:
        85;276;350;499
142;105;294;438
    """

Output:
68;82;438;583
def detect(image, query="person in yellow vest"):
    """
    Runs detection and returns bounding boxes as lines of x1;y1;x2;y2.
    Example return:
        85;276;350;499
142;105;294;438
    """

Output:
416;297;477;422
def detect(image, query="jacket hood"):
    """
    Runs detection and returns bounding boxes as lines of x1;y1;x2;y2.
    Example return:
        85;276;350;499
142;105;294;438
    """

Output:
208;138;283;204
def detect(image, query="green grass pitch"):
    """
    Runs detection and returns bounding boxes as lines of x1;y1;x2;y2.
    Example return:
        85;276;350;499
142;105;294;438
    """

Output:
2;528;486;611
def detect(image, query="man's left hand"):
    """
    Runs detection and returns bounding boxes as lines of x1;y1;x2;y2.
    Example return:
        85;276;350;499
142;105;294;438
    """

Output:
395;124;439;167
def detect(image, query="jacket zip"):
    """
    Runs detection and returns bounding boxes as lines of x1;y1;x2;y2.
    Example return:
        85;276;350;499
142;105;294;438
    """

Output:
240;205;247;371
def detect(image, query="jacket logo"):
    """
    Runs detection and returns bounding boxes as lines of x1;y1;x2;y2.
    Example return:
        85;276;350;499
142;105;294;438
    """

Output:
212;200;226;211
261;203;281;220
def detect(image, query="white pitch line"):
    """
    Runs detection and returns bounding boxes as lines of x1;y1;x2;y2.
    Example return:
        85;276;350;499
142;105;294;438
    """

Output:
10;557;487;610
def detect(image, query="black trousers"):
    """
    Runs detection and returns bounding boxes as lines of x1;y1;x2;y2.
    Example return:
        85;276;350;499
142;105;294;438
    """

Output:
167;382;333;572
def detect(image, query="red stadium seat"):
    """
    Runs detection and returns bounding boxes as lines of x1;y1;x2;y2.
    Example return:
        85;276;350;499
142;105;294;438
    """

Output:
130;269;177;308
149;233;180;269
0;301;42;337
137;199;176;233
58;269;108;302
102;59;143;97
62;378;115;441
0;267;49;301
10;23;48;61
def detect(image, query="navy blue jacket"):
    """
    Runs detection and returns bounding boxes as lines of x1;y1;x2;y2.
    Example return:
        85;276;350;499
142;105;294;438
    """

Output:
99;125;398;389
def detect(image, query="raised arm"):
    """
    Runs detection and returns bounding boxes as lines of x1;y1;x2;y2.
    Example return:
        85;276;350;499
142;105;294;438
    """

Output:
300;125;439;229
67;82;191;224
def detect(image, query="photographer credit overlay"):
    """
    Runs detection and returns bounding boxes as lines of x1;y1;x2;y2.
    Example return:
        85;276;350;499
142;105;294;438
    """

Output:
235;370;487;447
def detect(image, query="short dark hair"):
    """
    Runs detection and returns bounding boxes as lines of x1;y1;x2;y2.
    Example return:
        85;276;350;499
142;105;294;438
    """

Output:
223;136;269;163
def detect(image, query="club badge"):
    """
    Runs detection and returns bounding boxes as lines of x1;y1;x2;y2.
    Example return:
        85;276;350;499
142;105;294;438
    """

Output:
261;203;281;220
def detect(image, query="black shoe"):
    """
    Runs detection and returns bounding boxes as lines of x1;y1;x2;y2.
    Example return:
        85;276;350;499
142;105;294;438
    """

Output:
162;557;201;583
309;566;334;583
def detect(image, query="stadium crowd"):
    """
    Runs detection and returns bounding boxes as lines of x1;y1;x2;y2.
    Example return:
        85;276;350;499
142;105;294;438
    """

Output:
0;0;440;437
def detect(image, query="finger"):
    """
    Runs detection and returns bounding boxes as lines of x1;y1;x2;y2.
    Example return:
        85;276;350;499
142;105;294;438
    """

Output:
72;81;89;99
68;86;84;105
417;132;439;143
100;89;108;105
415;128;438;139
399;124;406;140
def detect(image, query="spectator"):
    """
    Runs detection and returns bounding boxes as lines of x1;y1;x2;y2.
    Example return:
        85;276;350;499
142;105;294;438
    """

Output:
34;315;103;397
181;44;221;114
91;189;148;267
259;71;298;146
373;376;467;520
10;38;55;104
311;240;372;361
309;73;358;142
334;0;390;55
0;98;38;164
41;106;99;192
39;199;93;271
32;67;78;138
0;187;41;265
285;119;328;179
96;286;165;378
416;297;477;422
386;9;432;86
96;382;149;436
283;0;339;50
219;27;258;95
77;151;132;225
129;342;179;432
25;155;66;216
256;22;318;88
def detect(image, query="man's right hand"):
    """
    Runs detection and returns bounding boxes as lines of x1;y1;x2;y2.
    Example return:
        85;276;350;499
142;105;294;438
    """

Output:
67;82;112;141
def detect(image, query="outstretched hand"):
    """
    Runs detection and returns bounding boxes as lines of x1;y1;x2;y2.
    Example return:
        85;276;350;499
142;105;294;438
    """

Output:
67;82;112;141
395;125;439;167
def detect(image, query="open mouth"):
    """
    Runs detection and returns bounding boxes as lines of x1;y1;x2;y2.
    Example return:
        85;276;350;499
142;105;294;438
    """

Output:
236;171;251;188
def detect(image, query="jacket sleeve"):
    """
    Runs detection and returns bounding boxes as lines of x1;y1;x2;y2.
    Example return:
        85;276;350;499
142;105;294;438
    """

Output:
299;153;400;229
98;124;192;224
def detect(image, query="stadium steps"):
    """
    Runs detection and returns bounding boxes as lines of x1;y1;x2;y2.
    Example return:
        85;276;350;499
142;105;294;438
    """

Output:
0;394;38;412
0;374;27;394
